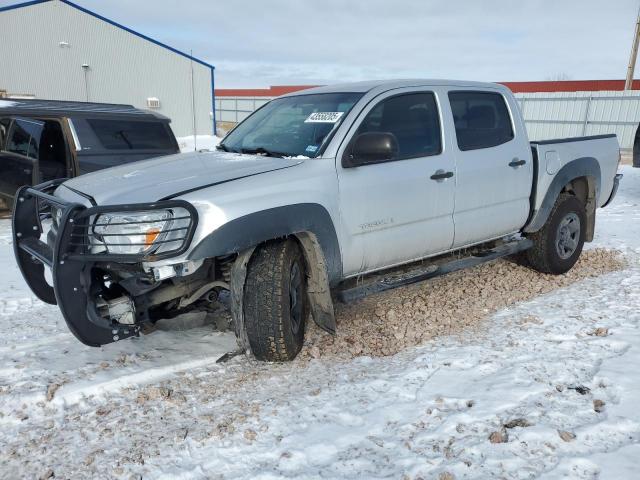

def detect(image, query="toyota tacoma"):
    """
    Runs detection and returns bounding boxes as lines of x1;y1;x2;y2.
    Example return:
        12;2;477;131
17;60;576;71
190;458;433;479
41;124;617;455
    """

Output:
12;80;622;361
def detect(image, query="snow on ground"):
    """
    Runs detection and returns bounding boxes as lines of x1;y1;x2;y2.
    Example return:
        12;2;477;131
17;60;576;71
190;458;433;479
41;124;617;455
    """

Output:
177;135;221;152
0;167;639;479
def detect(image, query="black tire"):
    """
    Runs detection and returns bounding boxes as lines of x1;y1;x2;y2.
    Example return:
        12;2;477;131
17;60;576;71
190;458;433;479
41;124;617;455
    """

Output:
526;193;587;274
243;239;308;361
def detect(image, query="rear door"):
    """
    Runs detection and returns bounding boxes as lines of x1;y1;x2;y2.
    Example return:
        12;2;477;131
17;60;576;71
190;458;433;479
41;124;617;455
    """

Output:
447;89;533;247
0;118;44;199
336;88;456;276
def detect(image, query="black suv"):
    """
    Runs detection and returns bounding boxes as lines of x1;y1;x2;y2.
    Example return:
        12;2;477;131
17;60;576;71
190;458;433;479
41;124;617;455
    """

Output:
0;99;179;206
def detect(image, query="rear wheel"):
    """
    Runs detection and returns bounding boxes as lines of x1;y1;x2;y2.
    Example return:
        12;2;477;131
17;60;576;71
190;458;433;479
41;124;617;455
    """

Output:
526;193;586;274
243;239;308;361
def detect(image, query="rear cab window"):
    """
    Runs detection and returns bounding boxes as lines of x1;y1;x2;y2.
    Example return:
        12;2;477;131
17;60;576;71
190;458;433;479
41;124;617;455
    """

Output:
448;91;514;151
356;92;442;160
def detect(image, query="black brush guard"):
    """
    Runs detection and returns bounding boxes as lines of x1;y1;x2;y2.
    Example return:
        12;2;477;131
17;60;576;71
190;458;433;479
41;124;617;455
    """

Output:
12;180;198;346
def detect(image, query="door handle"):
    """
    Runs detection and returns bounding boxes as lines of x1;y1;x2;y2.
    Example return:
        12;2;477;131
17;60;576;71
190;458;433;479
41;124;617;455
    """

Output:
509;158;526;168
430;170;454;181
23;169;31;174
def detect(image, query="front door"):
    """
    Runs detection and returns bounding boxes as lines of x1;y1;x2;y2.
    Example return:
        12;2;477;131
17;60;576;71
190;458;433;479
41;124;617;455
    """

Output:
0;118;44;200
337;89;456;276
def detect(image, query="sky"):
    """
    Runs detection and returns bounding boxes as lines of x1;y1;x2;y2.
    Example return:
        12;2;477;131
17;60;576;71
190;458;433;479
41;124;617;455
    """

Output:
2;0;639;88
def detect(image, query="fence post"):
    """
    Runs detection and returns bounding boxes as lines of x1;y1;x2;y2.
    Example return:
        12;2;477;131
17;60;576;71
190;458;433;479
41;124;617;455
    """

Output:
582;96;593;136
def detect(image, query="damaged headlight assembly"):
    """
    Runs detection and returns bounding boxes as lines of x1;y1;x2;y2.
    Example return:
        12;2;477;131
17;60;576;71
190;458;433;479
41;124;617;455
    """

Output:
90;207;193;256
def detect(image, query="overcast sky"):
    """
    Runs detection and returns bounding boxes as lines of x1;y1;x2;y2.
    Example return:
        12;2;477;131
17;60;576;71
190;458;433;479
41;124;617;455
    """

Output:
3;0;639;87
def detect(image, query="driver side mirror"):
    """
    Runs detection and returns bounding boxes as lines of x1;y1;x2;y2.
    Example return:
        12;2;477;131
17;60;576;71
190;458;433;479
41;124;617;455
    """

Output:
342;132;399;168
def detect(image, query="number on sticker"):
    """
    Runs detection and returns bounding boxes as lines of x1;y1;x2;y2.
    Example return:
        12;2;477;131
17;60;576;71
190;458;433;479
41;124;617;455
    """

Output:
305;112;344;123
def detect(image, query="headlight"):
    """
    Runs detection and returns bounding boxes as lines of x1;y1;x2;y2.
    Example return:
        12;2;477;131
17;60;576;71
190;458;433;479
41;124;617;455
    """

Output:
91;207;191;256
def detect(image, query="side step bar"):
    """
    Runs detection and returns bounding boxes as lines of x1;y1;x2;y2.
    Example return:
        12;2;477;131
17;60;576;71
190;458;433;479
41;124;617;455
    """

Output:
337;238;533;303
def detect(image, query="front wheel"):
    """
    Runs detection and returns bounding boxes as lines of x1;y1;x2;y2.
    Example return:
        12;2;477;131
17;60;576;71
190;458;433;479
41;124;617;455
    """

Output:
526;193;587;274
243;239;308;361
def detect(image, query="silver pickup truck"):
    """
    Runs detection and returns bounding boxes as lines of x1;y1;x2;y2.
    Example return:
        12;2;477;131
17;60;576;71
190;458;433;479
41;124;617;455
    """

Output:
12;80;622;362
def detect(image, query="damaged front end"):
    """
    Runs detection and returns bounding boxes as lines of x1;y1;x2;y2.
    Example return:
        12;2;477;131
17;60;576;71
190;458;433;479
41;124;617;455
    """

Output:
12;180;224;346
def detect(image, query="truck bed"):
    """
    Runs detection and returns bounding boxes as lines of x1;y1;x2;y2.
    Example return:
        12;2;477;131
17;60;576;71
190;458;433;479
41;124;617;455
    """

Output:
530;134;620;214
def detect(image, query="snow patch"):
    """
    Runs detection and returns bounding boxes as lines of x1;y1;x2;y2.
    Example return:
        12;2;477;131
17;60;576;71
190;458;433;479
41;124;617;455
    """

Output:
177;134;221;152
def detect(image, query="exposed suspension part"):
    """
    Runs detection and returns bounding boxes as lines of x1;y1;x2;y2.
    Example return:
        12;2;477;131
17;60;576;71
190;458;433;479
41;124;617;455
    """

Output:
218;254;236;283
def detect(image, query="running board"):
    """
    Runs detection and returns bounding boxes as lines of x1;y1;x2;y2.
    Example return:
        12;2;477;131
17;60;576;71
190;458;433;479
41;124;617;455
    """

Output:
337;238;533;303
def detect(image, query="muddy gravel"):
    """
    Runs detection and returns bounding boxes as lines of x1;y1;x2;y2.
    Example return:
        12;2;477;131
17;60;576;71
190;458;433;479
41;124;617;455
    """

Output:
298;249;625;360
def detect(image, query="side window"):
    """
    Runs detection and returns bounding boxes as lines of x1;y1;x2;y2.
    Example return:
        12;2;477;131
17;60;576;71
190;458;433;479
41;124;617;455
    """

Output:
448;91;514;151
6;118;44;159
357;92;441;159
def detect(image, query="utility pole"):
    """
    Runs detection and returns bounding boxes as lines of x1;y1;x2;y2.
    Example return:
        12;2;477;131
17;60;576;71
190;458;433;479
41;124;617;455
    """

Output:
190;49;197;151
625;5;640;90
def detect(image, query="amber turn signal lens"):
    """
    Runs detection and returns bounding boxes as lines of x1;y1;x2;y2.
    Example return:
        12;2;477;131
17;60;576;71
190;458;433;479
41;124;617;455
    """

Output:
145;228;161;247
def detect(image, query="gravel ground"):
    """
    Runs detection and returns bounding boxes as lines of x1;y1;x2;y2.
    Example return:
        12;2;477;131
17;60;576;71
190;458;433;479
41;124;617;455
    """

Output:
300;249;625;360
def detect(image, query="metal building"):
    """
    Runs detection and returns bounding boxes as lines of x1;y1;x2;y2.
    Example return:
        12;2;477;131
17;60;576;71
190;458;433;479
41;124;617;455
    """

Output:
0;0;215;137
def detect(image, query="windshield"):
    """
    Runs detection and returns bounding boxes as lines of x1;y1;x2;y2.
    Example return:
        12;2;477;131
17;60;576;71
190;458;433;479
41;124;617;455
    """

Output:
219;92;363;158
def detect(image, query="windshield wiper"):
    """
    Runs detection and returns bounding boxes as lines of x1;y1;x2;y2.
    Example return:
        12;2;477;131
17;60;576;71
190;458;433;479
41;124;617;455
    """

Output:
116;130;133;149
216;142;232;152
240;147;286;158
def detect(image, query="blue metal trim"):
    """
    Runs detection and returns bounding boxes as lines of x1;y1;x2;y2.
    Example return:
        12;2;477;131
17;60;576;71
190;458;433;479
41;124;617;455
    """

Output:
0;0;48;13
0;0;215;70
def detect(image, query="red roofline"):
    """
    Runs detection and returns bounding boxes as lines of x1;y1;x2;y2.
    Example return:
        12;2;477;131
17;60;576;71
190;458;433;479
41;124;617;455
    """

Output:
215;85;317;97
500;79;640;93
215;80;640;97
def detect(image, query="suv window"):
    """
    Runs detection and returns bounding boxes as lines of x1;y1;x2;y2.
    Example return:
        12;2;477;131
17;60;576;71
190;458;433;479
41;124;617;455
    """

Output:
448;91;514;151
357;92;441;159
6;118;44;159
87;119;174;150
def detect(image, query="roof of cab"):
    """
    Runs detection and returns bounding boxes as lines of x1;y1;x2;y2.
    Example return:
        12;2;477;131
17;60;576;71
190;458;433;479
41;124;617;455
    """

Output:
0;98;171;121
280;79;509;97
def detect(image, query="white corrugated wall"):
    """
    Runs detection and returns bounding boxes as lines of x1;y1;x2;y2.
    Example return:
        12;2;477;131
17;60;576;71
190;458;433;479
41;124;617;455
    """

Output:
215;96;271;123
515;91;640;150
0;0;213;137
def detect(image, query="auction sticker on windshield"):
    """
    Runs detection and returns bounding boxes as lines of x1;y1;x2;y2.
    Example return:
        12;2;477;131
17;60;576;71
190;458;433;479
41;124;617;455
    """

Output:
305;112;344;123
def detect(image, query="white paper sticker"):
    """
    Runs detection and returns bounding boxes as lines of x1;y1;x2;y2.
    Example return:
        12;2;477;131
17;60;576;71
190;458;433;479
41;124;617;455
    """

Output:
304;112;344;123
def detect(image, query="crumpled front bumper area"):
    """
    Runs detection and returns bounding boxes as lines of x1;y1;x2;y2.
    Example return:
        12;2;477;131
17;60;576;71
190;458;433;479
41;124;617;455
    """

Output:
12;181;197;347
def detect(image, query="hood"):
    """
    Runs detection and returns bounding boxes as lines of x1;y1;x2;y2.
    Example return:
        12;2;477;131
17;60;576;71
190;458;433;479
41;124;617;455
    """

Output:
58;150;305;204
